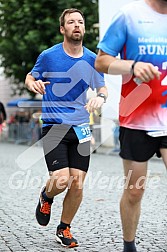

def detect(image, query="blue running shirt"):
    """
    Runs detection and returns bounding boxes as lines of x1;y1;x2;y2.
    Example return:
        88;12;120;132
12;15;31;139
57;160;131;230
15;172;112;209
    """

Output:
31;43;105;126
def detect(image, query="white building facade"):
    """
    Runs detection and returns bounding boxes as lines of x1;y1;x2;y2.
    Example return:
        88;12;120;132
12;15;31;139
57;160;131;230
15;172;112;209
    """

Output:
98;0;134;147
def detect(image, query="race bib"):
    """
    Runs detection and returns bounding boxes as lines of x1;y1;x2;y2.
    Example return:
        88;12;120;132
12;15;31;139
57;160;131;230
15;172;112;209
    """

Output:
147;130;167;137
73;123;91;143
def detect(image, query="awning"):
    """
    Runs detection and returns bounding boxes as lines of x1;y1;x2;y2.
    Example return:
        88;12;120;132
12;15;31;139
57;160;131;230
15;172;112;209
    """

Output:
7;98;42;108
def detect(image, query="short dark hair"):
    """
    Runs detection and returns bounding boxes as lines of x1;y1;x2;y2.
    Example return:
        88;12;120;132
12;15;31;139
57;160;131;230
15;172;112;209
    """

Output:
59;8;85;27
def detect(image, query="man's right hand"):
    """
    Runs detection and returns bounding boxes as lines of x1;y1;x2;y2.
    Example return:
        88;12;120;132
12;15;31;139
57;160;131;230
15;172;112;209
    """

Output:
26;78;50;95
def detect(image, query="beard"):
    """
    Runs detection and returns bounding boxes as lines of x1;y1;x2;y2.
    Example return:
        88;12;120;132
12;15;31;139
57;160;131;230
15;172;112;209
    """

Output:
64;28;84;43
70;33;84;42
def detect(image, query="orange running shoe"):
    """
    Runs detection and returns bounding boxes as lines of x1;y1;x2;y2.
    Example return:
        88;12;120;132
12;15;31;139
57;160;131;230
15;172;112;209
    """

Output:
56;226;78;248
35;187;53;226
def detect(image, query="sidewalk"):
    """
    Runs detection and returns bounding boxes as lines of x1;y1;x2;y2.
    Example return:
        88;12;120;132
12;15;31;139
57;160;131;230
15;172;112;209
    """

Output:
0;142;166;252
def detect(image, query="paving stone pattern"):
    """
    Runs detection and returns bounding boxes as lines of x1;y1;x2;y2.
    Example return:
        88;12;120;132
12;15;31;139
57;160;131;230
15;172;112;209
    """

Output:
0;142;166;252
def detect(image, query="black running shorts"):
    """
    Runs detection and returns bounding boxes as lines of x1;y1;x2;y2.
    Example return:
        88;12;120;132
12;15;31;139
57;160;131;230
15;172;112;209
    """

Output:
42;125;90;172
119;126;167;162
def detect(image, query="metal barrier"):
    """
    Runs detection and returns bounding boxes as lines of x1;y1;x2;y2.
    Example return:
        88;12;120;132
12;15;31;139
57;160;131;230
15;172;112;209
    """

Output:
7;122;41;145
6;122;101;146
92;124;101;144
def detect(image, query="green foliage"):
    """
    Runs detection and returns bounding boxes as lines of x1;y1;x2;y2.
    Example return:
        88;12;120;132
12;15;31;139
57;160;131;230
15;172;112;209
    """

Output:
0;0;99;96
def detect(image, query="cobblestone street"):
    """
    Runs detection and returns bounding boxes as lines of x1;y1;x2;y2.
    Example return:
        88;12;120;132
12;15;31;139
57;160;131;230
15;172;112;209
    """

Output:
0;142;166;252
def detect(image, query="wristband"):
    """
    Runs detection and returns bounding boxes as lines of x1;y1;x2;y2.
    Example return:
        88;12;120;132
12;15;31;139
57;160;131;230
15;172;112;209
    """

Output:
130;61;137;75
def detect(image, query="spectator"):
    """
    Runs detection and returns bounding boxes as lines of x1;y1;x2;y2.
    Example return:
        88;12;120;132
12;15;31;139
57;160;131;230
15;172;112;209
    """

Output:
0;101;7;138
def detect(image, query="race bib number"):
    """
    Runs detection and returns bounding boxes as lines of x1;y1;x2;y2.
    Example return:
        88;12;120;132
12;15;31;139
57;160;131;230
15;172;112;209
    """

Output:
73;123;91;143
147;130;167;137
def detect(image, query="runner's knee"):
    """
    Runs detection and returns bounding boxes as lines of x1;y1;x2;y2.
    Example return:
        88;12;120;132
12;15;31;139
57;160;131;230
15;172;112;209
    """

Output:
125;187;144;205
